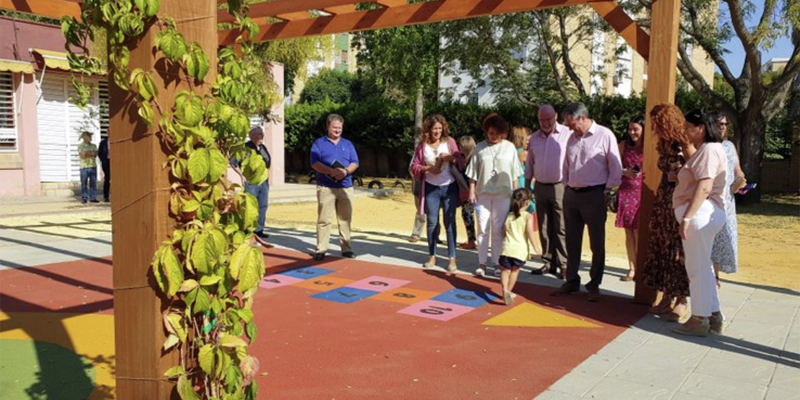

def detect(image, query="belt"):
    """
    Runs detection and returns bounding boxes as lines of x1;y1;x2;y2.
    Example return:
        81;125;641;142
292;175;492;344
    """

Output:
536;181;560;186
567;184;605;193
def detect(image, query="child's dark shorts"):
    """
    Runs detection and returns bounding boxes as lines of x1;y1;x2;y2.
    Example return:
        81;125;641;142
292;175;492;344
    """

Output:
499;256;525;270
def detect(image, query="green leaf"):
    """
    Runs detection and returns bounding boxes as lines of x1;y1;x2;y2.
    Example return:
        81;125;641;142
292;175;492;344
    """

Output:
190;232;216;274
183;199;200;212
178;375;201;400
242;151;267;185
210;229;228;257
164;313;188;342
207;148;228;183
141;0;160;18
238;247;264;293
138;101;154;127
162;333;179;351
151;247;168;294
178;278;198;292
195;47;210;81
193;287;211;313
245;320;258;343
161;247;184;297
198;343;216;376
157;30;187;60
184;287;198;308
237;308;254;323
228;242;249;279
219;335;247;348
163;365;185;379
239;193;259;231
199;275;222;286
188;148;210;183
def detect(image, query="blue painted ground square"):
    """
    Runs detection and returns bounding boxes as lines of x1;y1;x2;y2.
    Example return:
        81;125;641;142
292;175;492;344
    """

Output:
311;287;379;304
279;266;335;280
431;288;500;308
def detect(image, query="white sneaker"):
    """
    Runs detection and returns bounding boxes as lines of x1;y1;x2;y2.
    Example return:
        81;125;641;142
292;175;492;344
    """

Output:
491;267;501;277
474;266;486;277
504;290;516;305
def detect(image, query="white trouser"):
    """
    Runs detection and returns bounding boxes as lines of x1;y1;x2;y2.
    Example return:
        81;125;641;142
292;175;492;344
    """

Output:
476;192;511;266
675;200;726;317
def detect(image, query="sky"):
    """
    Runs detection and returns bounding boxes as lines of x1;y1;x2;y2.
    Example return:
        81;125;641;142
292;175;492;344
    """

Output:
718;0;795;74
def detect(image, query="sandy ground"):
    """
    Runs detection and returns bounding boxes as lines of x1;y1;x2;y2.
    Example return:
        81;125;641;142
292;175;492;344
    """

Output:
267;192;800;292
1;192;797;291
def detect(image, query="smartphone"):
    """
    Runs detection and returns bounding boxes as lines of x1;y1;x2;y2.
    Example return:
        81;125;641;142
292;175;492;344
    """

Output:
737;182;757;195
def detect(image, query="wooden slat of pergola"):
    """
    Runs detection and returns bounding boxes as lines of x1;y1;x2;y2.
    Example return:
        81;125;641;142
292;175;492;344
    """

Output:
1;0;680;398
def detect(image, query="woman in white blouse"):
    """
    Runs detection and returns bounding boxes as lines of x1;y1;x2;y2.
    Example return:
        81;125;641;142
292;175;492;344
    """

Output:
466;113;523;277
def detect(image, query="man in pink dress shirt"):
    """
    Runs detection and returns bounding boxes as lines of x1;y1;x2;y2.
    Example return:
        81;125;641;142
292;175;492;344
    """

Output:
551;102;622;302
524;105;571;279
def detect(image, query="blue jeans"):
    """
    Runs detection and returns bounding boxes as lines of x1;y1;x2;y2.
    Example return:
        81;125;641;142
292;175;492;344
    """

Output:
424;182;458;258
245;180;269;233
80;167;97;201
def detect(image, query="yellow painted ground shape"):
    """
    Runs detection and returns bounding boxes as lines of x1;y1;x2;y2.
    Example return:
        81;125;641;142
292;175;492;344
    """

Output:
0;311;116;399
482;302;601;328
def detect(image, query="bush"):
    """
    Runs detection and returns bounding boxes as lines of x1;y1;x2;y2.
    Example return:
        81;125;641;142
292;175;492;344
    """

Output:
299;69;356;104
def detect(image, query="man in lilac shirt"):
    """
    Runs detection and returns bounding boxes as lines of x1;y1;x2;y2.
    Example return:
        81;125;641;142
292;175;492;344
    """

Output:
524;105;571;278
552;102;622;302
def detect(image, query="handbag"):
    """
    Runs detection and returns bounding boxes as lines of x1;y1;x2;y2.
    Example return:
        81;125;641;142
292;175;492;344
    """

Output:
450;164;469;192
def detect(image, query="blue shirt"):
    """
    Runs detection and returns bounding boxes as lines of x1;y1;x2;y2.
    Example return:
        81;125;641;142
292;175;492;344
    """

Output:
310;136;360;188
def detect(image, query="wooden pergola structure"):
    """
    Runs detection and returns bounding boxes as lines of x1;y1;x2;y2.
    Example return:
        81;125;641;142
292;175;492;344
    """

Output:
1;0;681;397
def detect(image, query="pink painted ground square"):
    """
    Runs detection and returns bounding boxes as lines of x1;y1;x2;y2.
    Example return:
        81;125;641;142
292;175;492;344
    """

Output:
259;275;305;289
397;300;474;321
345;276;410;292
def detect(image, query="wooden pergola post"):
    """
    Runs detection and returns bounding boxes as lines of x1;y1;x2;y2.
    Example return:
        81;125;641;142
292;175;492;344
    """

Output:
110;1;217;397
634;0;682;304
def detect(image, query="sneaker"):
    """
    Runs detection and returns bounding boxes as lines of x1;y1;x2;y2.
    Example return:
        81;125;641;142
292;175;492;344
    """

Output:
474;266;486;277
447;263;457;273
313;252;326;261
493;268;501;277
408;235;420;243
90;199;99;203
256;231;270;239
81;199;88;204
341;251;357;259
587;288;601;302
671;316;710;337
503;290;515;306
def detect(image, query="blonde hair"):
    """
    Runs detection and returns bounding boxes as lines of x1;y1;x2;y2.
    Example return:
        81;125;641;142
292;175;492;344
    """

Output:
458;135;476;161
510;126;532;149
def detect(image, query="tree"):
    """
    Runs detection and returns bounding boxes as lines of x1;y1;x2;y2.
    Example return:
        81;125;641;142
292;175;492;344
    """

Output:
650;0;800;201
438;7;598;105
253;36;332;97
299;69;355;104
353;22;441;141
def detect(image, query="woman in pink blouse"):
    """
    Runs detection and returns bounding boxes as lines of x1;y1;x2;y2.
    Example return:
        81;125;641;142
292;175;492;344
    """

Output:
671;110;727;337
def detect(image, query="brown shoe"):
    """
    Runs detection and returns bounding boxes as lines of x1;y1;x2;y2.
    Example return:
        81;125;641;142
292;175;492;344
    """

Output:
671;316;710;337
551;283;579;296
587;288;601;302
710;312;726;335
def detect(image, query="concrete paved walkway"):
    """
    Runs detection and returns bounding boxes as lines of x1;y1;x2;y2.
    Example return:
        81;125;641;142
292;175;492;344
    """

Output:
0;193;798;400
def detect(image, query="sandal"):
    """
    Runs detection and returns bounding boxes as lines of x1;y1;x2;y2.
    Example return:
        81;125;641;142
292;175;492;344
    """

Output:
408;235;420;243
620;273;635;282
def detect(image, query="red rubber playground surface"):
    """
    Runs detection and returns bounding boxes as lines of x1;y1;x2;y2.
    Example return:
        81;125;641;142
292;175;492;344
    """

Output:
0;248;647;399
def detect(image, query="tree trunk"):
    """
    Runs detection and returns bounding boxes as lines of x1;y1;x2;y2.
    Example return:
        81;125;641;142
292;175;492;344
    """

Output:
414;87;424;146
558;14;586;96
736;112;766;203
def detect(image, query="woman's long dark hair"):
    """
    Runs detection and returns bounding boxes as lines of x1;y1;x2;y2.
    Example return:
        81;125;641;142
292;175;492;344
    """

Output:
685;109;723;143
626;116;645;147
510;188;531;218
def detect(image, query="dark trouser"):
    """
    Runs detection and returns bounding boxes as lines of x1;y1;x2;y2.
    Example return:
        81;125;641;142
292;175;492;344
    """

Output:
245;180;270;233
564;185;607;290
101;159;110;200
534;183;567;271
424;182;459;258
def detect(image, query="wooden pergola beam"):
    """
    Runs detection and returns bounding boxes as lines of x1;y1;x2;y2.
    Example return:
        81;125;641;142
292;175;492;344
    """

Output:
0;0;82;20
219;0;601;45
217;0;361;24
591;1;650;62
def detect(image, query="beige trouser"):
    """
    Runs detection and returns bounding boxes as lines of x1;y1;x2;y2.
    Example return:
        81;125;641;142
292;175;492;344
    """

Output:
316;186;354;253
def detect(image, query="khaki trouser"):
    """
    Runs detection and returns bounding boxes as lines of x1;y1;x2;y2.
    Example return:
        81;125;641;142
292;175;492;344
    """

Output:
316;186;354;253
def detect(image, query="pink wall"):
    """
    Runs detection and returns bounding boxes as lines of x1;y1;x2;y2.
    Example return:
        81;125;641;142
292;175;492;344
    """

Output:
0;17;68;62
0;72;40;197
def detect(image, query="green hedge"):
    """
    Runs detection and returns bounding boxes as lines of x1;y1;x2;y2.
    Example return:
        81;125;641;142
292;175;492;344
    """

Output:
285;91;707;153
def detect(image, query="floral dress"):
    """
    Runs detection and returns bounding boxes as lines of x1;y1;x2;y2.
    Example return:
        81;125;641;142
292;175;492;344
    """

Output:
615;142;643;229
642;142;689;297
711;140;739;273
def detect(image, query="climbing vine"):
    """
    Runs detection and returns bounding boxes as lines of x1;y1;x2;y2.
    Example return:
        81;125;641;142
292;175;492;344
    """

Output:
62;0;276;398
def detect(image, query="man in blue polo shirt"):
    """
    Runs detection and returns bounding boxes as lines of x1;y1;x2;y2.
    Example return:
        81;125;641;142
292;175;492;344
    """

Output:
310;114;360;261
